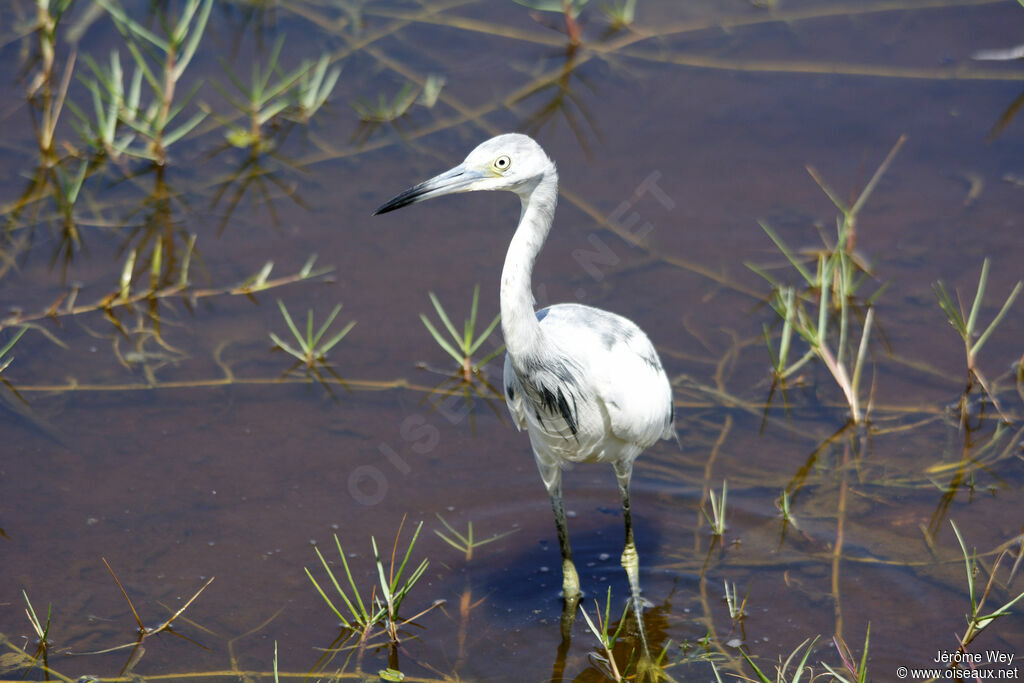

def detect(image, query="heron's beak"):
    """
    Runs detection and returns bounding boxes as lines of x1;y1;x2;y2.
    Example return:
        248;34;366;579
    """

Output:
373;164;484;215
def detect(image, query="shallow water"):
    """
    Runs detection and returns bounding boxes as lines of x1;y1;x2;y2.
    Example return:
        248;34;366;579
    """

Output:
1;0;1023;680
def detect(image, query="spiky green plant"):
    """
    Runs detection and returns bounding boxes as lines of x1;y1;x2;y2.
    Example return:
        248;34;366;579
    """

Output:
701;480;728;536
270;300;355;368
69;51;137;158
210;35;311;150
434;514;518;562
96;0;212;163
934;257;1021;411
823;624;870;683
293;53;342;122
751;138;903;423
420;285;503;382
305;520;430;644
739;636;818;683
724;580;749;623
21;589;51;671
578;587;631;682
351;82;418;122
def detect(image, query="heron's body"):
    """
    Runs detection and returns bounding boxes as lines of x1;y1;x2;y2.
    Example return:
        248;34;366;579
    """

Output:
503;303;674;472
375;133;676;646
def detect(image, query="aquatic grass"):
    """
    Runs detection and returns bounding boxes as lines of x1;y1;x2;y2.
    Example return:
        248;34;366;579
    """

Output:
70;51;137;159
269;299;356;369
420;285;504;382
306;519;434;645
372;518;433;644
71;558;215;666
751;138;904;423
96;0;212;164
21;589;51;671
208;35;312;150
306;535;379;635
1;241;331;332
701;480;727;536
822;624;870;683
739;636;818;683
27;49;76;160
933;257;1022;417
293;54;342;123
434;513;519;562
351;82;418;122
723;580;749;625
0;326;28;374
776;490;798;530
578;587;631;682
950;520;1024;650
27;0;76;96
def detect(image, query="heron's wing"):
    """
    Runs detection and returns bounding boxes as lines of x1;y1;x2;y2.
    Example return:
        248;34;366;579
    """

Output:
538;304;675;449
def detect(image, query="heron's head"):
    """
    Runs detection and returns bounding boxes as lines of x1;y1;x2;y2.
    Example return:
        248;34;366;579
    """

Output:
374;133;555;215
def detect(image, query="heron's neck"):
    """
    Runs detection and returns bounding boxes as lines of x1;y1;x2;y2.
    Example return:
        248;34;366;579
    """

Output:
500;167;558;362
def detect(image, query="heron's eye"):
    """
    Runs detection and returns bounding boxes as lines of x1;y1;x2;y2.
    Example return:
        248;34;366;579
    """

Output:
493;155;511;172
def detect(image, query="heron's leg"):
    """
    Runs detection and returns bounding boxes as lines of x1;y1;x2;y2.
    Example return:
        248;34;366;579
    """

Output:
614;460;650;655
537;458;581;602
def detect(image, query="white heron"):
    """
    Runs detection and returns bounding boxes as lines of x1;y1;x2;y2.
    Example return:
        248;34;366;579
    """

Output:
374;133;676;637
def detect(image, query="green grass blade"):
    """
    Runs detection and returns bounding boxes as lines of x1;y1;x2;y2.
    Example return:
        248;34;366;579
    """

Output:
744;261;783;289
304;566;351;626
163;109;206;146
321;321;356;354
806;164;849;214
851;307;873;401
933;281;966;336
758;220;814;285
312;305;343;346
428;292;461;344
475;342;506;369
435;514;470;547
0;327;28;360
849;135;906;218
276;300;305;348
174;0;212;80
420;314;464;365
789;636;818;683
858;623;871;683
333;535;369;621
468;313;501;356
466;285;480;350
99;0;170;52
966;257;990;337
738;648;773;683
393;521;424;590
269;332;305;362
971;280;1021;358
371;536;392;603
950;520;976;612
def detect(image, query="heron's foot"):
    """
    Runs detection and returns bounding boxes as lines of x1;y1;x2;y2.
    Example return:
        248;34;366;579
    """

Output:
621;541;651;656
561;558;582;601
